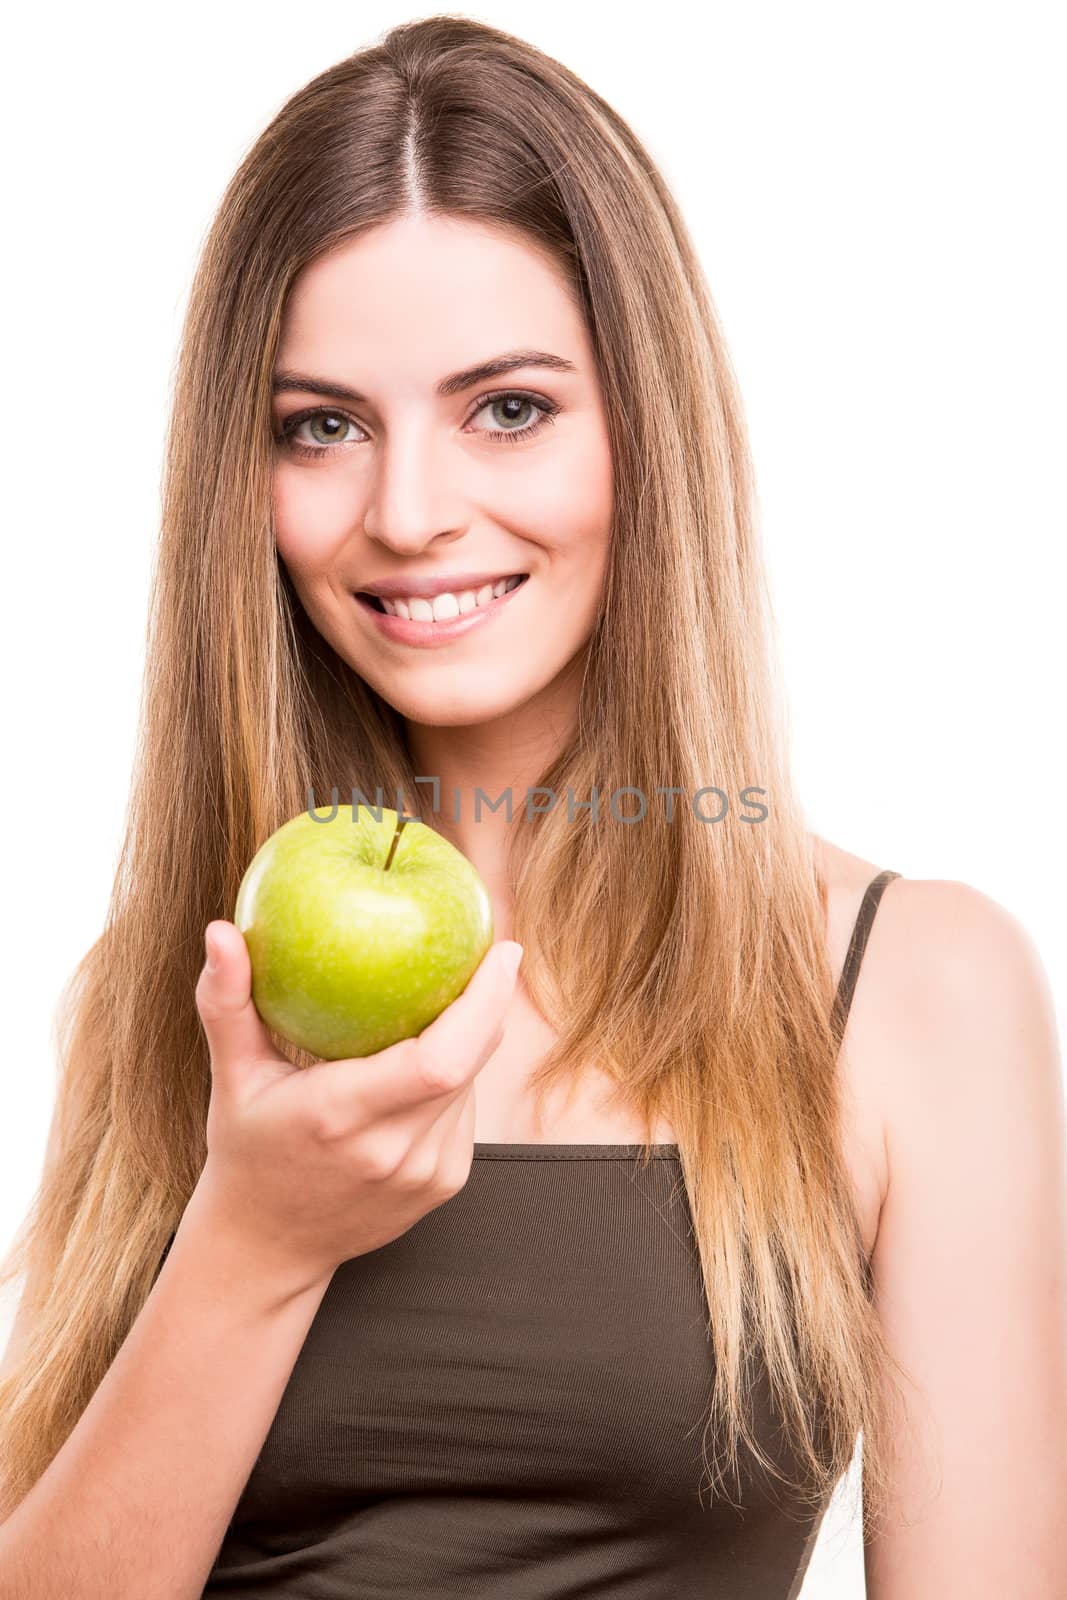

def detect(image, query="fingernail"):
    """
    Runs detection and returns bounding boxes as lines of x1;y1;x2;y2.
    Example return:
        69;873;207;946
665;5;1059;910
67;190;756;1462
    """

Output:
205;927;219;972
502;943;524;981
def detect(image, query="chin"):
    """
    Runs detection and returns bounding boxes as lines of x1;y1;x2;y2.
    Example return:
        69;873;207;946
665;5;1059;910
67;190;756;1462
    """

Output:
355;645;583;733
361;673;531;730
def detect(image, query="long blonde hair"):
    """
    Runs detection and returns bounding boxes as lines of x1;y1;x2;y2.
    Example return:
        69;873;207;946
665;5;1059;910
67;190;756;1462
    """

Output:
0;15;925;1539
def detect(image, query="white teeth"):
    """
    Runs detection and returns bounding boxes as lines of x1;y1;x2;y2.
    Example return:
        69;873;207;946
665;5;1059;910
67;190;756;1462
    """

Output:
431;592;460;621
378;576;525;622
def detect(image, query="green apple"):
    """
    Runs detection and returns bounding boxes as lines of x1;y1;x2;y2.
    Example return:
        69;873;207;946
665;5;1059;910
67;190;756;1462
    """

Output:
234;804;493;1060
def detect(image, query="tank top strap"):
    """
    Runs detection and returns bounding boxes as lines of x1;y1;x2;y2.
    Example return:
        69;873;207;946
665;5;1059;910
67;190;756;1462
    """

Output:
830;869;901;1045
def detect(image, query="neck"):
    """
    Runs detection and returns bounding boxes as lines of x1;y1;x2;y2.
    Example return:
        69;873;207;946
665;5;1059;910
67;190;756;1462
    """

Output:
402;662;584;929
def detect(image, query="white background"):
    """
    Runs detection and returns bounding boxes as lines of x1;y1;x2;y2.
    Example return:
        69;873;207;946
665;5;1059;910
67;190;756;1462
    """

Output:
2;4;1064;1592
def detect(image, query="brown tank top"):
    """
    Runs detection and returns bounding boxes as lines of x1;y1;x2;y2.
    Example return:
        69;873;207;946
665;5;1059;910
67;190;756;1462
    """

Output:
195;868;900;1598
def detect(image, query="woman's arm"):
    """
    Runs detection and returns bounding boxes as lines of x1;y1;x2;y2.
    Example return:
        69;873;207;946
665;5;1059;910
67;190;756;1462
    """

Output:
863;879;1067;1598
0;1178;334;1600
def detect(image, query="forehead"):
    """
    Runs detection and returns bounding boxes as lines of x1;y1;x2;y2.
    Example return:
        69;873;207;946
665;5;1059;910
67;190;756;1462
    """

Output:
277;214;588;389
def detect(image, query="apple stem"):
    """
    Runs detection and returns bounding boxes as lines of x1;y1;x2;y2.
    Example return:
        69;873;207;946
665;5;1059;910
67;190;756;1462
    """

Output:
383;817;408;872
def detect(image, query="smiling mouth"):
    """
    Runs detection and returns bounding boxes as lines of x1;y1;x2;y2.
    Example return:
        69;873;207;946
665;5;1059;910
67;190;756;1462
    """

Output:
358;573;529;616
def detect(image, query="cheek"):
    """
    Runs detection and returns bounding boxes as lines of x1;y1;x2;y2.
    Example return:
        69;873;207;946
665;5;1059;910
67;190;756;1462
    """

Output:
518;431;614;557
272;467;357;571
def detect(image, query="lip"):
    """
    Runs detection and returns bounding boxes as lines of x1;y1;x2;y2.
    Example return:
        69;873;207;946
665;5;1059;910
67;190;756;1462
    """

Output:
356;570;526;600
354;574;530;649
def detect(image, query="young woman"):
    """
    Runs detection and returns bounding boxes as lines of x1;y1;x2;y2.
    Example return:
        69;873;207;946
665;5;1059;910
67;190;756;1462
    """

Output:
1;17;1063;1599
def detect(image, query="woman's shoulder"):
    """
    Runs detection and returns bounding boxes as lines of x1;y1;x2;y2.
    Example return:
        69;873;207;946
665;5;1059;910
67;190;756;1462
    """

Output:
811;832;1057;1216
811;834;1046;1022
809;838;1062;1273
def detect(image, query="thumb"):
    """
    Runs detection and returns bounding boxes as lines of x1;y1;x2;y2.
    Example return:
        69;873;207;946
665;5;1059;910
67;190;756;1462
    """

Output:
195;921;284;1076
496;940;524;985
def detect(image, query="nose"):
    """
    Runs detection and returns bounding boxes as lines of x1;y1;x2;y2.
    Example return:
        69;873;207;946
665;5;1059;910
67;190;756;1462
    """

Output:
361;427;467;556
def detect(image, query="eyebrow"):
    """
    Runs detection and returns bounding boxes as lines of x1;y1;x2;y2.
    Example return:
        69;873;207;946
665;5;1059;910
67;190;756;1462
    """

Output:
271;349;579;404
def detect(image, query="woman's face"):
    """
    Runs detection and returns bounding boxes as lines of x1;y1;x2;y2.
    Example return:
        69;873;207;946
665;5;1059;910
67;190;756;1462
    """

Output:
271;213;615;728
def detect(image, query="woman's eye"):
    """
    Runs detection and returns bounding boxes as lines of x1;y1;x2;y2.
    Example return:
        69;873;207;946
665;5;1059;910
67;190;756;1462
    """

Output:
468;392;559;444
280;410;362;453
470;395;541;432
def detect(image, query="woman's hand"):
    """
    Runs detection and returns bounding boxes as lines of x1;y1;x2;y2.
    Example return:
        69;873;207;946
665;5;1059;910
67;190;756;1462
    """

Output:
188;920;522;1294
